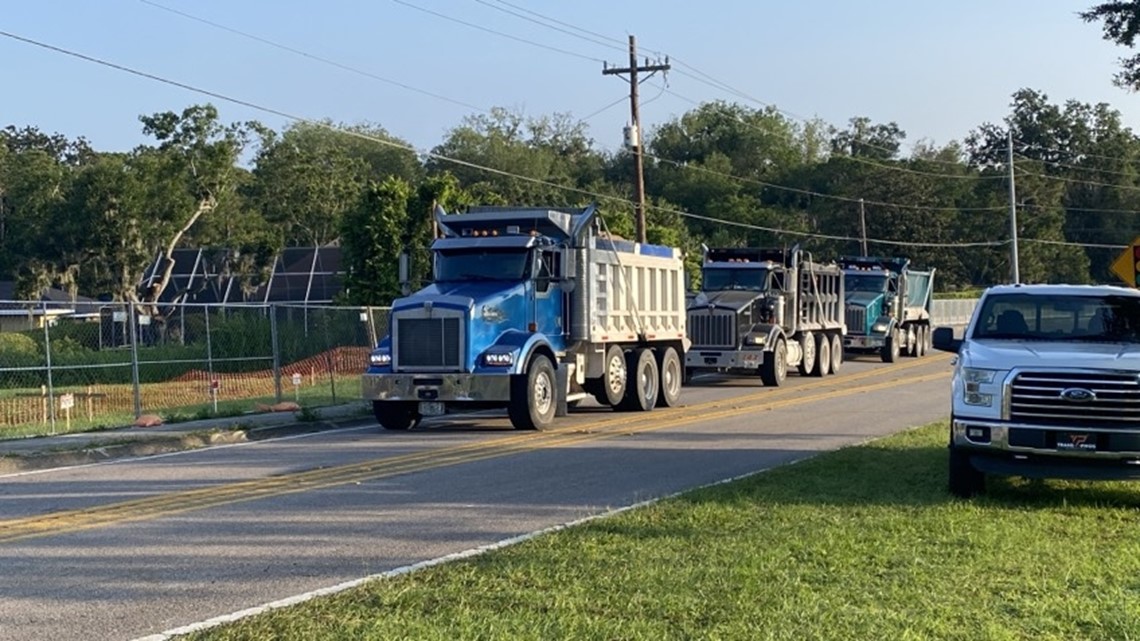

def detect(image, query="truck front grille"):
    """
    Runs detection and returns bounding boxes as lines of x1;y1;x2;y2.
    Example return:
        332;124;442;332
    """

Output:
845;305;866;335
688;311;735;348
395;317;461;370
1010;371;1140;428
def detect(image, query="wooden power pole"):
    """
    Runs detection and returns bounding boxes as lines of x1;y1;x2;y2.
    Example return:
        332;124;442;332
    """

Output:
603;35;669;244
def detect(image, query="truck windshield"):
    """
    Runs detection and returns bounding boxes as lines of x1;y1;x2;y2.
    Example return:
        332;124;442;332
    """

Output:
846;274;889;293
973;293;1140;342
435;249;529;282
702;268;769;291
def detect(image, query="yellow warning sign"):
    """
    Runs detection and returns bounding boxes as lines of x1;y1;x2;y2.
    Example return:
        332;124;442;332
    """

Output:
1110;236;1140;288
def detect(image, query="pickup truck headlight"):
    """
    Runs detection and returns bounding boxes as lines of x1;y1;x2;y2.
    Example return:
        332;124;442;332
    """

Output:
744;334;766;346
961;367;1000;406
483;351;515;367
369;350;392;367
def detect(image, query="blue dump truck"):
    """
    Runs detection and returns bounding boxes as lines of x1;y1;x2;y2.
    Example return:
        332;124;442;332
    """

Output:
363;204;690;431
840;256;936;362
684;246;845;386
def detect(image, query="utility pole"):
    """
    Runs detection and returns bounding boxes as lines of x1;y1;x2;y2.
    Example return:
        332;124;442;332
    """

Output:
1007;129;1020;284
859;198;868;257
603;35;669;244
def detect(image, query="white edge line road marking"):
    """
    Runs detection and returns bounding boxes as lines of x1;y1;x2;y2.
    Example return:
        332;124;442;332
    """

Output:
129;410;951;641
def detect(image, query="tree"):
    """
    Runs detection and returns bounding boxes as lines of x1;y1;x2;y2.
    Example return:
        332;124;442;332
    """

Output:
341;177;413;305
135;104;259;307
1081;2;1140;89
830;117;906;160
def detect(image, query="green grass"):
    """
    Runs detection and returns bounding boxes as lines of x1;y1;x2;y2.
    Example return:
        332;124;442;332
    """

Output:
186;422;1140;641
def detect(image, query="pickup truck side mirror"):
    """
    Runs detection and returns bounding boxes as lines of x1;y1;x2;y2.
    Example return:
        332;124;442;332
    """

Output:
931;326;962;353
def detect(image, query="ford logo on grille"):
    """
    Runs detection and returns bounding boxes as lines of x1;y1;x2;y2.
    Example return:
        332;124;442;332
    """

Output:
1060;387;1096;403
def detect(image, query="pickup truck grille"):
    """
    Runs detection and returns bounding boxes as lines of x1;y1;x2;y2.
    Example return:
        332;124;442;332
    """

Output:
845;305;867;335
688;311;735;348
395;317;461;370
1009;371;1140;428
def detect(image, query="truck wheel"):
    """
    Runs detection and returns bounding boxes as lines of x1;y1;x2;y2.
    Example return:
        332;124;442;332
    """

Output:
655;346;683;408
617;348;659;411
508;354;557;430
812;333;831;377
916;326;928;357
591;345;627;407
797;332;816;376
906;325;919;357
948;446;985;498
881;328;900;363
829;333;843;374
373;401;421;431
760;339;787;386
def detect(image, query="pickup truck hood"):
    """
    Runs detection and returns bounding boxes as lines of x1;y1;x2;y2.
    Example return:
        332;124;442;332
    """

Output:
965;339;1140;369
688;290;763;313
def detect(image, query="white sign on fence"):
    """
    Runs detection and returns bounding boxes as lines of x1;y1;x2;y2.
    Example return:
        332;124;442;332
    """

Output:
59;393;75;410
292;373;303;386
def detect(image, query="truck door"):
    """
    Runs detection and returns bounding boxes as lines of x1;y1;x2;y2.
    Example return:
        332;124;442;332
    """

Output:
532;249;565;340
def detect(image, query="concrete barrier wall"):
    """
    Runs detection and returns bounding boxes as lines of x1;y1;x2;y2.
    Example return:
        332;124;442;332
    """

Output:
931;298;979;326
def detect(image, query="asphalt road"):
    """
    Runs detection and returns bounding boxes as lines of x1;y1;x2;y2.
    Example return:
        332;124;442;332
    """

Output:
0;353;953;641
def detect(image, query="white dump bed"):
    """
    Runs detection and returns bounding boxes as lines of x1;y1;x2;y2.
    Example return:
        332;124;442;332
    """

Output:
578;238;688;347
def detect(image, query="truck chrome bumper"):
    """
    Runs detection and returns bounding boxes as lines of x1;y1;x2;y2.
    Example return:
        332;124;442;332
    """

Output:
362;373;511;402
685;349;765;369
843;334;884;349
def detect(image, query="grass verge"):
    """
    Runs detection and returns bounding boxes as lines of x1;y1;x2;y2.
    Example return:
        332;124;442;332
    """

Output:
185;421;1140;641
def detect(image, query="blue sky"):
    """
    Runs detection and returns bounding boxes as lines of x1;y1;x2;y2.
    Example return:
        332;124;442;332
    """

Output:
1;1;1135;156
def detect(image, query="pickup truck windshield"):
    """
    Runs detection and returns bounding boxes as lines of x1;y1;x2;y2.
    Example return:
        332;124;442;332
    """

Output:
846;274;889;293
435;249;529;282
973;293;1140;342
702;268;769;291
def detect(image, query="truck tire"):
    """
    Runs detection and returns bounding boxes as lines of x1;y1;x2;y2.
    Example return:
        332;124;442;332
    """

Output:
760;338;787;387
508;354;557;430
916;326;928;357
591;344;627;407
812;332;831;377
829;333;843;374
906;325;919;357
881;328;900;363
655;346;683;408
373;401;421;431
617;348;659;411
948;445;985;498
797;331;816;376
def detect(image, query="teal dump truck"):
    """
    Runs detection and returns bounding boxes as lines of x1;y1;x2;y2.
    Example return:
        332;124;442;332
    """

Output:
840;256;935;362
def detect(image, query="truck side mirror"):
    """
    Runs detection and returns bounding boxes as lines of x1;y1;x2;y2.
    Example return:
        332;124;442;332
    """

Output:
931;326;962;353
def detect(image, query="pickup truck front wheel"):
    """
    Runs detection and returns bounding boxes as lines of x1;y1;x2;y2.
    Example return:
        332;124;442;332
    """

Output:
948;445;986;498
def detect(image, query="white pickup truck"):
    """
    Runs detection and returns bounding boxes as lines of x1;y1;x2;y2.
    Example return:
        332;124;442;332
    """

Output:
932;283;1140;497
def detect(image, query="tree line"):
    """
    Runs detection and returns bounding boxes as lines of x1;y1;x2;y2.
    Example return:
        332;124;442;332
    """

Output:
2;87;1138;306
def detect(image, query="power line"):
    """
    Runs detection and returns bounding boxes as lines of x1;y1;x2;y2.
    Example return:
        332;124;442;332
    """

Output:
1014;165;1140;192
139;0;486;113
472;0;623;53
390;0;605;63
0;28;1021;251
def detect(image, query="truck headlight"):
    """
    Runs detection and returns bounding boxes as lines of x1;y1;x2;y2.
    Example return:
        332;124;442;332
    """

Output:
744;334;766;346
961;368;1000;406
871;322;889;333
483;351;515;367
962;368;998;384
369;350;392;366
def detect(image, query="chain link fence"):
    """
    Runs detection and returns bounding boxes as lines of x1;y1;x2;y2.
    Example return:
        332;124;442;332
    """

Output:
0;301;389;438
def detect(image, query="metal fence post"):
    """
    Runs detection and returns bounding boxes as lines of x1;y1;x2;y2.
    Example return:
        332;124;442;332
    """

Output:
129;301;142;419
270;304;282;403
204;304;215;397
42;301;57;434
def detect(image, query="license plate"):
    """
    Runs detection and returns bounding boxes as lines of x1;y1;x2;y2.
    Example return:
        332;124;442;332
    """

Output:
1056;431;1097;452
419;401;445;416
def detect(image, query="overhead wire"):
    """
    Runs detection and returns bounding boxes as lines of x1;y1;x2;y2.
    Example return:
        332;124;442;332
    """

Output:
139;0;486;112
0;28;1016;250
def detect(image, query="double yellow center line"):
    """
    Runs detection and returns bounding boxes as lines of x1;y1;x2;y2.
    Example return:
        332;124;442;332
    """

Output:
0;356;949;544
